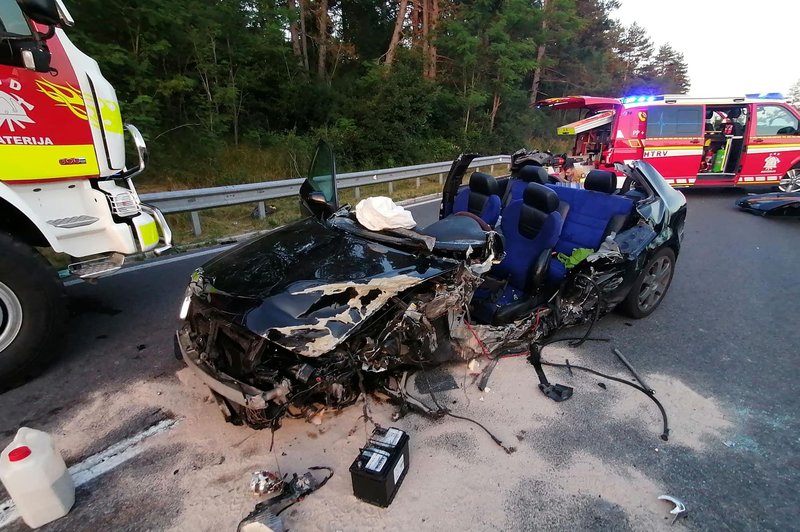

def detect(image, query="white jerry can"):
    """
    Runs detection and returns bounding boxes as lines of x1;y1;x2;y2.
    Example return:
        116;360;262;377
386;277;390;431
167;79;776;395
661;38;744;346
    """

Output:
0;427;75;528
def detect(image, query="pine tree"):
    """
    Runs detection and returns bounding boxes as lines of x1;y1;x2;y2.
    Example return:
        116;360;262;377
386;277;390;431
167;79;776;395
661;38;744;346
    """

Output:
650;43;690;94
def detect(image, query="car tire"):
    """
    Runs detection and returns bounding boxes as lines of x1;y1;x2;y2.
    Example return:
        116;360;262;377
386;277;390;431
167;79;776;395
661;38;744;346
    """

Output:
620;247;676;319
0;233;67;391
778;167;800;193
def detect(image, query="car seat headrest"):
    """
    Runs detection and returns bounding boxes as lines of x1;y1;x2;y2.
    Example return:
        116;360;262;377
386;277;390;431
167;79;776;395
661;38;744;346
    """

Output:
469;171;500;196
523;182;559;213
519;164;549;184
584;170;616;194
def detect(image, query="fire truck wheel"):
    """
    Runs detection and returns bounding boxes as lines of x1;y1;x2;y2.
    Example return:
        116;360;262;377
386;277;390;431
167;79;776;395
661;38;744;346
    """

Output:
620;247;676;319
0;233;67;392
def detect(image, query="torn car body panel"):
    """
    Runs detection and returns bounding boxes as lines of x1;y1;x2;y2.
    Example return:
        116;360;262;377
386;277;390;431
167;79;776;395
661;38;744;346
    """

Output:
736;191;800;216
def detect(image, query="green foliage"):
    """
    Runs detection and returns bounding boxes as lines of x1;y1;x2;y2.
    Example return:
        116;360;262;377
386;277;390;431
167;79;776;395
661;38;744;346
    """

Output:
62;0;691;186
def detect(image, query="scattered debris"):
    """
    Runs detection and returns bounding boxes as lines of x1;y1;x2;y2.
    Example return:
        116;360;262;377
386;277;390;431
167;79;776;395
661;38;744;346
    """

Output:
237;503;284;532
239;466;334;531
658;494;688;525
249;471;283;497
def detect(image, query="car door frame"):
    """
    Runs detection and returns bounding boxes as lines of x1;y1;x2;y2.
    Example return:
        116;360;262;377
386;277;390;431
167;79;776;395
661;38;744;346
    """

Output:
738;103;800;186
299;140;339;219
639;104;705;186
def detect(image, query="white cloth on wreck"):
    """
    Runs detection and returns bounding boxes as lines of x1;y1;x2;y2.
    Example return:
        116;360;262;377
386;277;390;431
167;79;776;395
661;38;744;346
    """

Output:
354;196;417;231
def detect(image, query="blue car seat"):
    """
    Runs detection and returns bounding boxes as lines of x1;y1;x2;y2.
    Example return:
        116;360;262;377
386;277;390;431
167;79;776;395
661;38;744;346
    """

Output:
546;170;634;284
472;183;564;325
504;164;550;206
453;172;502;226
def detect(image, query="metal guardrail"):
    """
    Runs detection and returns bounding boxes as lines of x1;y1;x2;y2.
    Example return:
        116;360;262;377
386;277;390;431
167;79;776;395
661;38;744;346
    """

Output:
140;155;511;236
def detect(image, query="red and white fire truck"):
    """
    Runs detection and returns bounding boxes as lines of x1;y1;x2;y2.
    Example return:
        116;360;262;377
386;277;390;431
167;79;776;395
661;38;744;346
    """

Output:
537;93;800;191
1;0;171;388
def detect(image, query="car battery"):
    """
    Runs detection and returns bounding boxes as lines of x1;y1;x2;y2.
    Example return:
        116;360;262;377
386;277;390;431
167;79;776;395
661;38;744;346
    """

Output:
349;427;410;507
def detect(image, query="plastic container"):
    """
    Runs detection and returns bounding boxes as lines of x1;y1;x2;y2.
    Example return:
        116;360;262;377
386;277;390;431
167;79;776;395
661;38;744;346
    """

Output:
0;427;75;528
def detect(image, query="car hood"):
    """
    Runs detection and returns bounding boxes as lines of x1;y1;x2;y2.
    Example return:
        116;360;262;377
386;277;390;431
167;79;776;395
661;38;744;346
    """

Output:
194;217;456;357
736;192;800;216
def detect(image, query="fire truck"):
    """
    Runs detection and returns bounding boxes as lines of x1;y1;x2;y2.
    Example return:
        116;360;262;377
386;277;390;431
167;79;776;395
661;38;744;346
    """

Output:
0;0;171;388
537;93;800;191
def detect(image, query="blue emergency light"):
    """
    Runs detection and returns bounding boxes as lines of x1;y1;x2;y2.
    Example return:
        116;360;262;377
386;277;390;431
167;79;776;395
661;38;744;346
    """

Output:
622;95;661;104
745;92;785;99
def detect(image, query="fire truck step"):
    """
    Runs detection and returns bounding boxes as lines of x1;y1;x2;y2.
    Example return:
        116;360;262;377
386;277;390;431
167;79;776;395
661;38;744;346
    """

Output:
68;253;125;280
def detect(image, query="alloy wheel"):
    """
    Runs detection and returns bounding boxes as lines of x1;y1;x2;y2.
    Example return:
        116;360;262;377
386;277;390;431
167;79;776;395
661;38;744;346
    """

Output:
0;281;23;353
637;256;672;312
779;168;800;193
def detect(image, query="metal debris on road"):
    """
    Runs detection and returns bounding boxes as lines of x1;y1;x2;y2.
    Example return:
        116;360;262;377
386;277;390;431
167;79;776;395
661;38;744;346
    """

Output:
658;494;688;525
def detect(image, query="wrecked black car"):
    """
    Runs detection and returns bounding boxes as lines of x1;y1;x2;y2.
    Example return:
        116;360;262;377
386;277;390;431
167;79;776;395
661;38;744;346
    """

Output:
736;191;800;217
175;144;687;429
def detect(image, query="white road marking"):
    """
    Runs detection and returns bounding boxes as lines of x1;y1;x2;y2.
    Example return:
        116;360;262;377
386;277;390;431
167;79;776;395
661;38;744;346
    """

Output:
64;246;234;287
0;418;178;528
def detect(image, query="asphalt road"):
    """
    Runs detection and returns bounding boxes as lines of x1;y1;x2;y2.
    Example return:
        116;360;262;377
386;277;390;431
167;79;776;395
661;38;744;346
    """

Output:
0;191;798;531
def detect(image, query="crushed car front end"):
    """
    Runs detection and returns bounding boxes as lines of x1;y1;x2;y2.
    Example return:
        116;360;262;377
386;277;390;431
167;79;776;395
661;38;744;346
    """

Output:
175;217;497;428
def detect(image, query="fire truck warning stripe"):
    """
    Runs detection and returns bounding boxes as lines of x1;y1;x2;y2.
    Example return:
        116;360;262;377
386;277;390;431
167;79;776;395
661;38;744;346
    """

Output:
0;145;99;182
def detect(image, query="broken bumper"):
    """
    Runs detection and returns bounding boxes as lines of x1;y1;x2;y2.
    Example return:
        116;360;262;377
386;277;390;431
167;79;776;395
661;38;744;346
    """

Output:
175;327;282;410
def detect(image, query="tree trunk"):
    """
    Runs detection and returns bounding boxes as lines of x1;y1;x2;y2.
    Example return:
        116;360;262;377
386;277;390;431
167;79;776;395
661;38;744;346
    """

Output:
490;91;501;132
385;0;409;66
317;0;328;80
427;0;438;79
530;0;548;106
421;0;430;76
287;0;303;64
299;0;310;73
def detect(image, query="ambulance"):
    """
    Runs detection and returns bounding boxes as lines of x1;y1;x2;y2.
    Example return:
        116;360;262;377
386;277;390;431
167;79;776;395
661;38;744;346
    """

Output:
537;94;800;191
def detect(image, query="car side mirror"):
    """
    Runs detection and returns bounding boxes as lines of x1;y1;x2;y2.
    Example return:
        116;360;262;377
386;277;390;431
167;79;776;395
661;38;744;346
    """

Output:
307;191;328;205
17;0;61;26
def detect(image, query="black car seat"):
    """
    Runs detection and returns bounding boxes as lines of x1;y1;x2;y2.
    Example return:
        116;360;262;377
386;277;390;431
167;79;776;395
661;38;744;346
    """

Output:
727;108;745;136
452;172;502;226
705;110;715;131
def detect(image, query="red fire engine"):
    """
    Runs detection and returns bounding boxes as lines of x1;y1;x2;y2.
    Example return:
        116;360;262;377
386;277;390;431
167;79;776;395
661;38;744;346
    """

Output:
537;94;800;191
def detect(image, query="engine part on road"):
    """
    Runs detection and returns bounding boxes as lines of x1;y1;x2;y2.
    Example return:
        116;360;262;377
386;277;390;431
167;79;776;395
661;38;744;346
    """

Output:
612;348;655;395
249;471;284;497
528;343;574;402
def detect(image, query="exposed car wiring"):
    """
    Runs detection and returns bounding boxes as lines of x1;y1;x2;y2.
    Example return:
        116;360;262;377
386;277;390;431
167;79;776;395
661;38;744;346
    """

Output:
540;359;670;441
567;273;603;347
409;367;516;455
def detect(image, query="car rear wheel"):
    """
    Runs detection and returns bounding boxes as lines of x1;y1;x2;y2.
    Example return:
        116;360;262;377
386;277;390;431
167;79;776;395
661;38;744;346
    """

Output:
778;168;800;192
620;247;676;319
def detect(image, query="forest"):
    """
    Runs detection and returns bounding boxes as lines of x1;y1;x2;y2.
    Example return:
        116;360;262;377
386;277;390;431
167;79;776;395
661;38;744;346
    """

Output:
67;0;691;185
